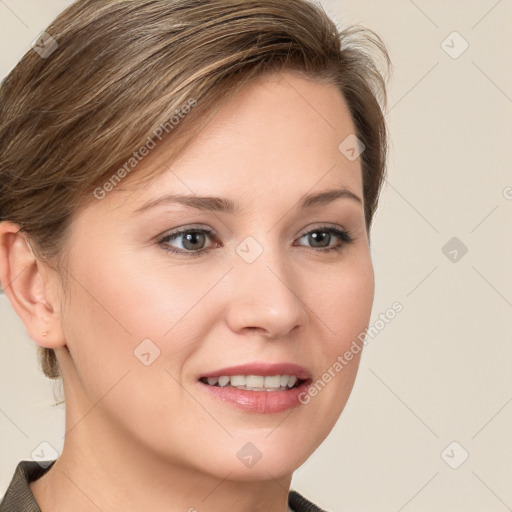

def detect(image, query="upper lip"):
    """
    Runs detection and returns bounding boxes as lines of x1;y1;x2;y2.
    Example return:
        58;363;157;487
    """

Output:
200;362;312;381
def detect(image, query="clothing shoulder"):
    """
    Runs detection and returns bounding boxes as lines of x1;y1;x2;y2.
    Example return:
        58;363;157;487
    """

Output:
0;460;53;512
289;489;329;512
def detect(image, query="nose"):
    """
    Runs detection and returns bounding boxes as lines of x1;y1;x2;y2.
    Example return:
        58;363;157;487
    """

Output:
225;243;309;339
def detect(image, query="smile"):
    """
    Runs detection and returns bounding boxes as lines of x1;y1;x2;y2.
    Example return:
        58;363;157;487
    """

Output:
197;362;312;414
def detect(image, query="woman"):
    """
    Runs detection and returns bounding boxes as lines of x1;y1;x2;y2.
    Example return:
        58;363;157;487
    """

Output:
0;0;390;510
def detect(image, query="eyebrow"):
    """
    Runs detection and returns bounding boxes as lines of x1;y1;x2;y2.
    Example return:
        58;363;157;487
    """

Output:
133;187;362;215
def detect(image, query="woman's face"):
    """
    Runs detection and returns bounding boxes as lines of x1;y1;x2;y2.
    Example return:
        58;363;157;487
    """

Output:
54;71;374;479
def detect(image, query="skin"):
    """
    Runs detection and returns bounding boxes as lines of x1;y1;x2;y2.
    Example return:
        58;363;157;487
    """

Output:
0;70;375;512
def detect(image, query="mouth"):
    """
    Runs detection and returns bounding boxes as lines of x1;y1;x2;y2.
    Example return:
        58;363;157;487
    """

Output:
197;363;312;414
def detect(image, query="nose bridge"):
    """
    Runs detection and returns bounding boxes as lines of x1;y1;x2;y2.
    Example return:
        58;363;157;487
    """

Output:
226;233;308;337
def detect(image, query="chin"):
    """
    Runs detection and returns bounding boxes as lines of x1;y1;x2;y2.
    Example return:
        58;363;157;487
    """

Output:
199;429;322;481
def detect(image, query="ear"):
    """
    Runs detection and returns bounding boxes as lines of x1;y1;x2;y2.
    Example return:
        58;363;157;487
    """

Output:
0;221;66;349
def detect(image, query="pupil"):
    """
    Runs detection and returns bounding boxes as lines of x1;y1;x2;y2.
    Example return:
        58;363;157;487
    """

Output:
184;232;204;250
310;231;330;248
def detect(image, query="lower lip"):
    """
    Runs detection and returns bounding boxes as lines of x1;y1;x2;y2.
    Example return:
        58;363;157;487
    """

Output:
198;380;312;414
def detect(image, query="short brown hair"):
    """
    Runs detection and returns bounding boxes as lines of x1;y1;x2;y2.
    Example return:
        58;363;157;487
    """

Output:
0;0;390;379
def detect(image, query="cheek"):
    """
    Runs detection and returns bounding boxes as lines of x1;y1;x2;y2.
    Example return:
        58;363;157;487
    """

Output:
315;254;375;356
60;249;228;395
112;247;235;336
303;253;374;423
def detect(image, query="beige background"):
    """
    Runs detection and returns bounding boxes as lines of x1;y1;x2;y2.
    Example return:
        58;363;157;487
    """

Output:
1;1;511;510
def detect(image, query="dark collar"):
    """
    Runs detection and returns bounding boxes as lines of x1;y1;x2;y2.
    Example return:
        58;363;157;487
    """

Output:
0;460;55;512
288;489;327;511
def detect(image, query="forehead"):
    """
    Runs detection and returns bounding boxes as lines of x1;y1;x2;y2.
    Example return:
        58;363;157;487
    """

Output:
99;70;363;214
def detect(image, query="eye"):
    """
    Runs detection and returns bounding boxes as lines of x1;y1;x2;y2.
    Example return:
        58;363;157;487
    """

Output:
157;224;354;257
158;227;218;256
294;225;354;253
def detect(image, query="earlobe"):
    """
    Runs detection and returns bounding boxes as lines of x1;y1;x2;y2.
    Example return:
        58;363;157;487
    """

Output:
0;221;66;350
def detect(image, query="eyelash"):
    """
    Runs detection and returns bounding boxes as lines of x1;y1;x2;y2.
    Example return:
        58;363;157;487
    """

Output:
157;225;354;257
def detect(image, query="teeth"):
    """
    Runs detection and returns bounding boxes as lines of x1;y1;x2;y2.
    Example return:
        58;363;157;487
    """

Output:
203;374;300;390
218;376;230;387
245;375;264;388
264;375;281;388
230;375;245;387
